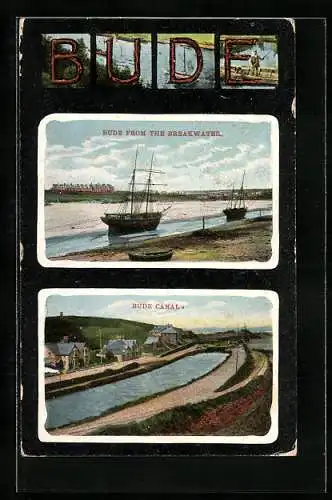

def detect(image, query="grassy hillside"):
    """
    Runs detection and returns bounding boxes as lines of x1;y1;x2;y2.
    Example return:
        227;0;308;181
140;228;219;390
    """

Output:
46;316;154;348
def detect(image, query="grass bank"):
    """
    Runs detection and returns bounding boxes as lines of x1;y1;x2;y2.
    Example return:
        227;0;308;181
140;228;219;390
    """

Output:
92;362;272;436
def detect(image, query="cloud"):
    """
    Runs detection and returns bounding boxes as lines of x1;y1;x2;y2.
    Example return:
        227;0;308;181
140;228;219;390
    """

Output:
44;127;273;190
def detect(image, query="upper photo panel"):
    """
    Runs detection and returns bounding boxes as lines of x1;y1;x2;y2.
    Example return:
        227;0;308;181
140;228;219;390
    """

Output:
38;114;279;269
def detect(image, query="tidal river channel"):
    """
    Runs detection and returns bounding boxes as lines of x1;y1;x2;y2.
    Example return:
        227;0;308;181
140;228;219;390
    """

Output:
45;352;227;429
45;200;272;258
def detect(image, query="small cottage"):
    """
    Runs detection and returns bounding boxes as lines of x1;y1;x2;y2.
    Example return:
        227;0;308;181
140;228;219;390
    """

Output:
104;338;139;362
147;324;182;345
44;339;90;372
142;335;163;354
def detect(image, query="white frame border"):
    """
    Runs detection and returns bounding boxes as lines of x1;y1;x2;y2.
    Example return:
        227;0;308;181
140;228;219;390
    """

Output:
37;113;279;269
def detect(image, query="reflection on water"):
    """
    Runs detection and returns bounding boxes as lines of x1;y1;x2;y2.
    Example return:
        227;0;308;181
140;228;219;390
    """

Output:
157;42;215;89
46;352;227;429
96;37;152;87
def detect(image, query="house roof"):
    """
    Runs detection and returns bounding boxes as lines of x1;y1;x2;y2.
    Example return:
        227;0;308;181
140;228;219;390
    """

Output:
160;326;178;334
46;342;86;356
46;342;75;356
105;339;137;354
150;324;181;335
151;325;167;332
123;339;137;348
144;336;160;345
74;342;87;352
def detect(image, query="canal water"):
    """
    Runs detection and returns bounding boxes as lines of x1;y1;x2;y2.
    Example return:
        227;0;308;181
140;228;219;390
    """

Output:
45;352;227;429
45;204;272;258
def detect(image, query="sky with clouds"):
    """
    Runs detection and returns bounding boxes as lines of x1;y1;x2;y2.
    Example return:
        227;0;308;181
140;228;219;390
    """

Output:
46;293;273;329
42;117;275;192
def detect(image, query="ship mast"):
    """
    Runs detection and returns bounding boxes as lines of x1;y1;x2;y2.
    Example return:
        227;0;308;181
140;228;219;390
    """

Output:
130;147;139;215
145;152;154;213
229;184;235;209
239;170;246;207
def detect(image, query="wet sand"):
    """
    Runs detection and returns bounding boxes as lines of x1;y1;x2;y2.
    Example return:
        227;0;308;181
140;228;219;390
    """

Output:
50;217;273;262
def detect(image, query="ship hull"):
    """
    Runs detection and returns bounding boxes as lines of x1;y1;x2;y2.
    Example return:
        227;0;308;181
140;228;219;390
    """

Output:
101;212;162;234
223;207;247;222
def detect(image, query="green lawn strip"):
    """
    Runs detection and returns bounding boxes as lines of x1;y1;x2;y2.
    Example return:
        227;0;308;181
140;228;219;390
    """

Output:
47;350;230;431
92;373;270;435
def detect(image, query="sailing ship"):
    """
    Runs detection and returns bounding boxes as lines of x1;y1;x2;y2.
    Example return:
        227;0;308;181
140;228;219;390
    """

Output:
223;171;248;222
101;148;166;235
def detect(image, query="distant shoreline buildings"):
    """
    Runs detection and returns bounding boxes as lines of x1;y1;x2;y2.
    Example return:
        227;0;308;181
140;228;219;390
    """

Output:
48;183;115;194
46;184;271;200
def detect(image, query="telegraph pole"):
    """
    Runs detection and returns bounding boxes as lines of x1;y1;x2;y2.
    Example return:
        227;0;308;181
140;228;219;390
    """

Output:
99;329;103;365
235;347;239;372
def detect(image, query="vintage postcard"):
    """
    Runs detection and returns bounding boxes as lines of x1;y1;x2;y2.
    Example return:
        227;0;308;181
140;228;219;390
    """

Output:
37;113;279;269
38;288;278;443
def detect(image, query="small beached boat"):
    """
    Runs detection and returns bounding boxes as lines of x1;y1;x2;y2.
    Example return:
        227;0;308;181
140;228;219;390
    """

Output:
128;248;174;261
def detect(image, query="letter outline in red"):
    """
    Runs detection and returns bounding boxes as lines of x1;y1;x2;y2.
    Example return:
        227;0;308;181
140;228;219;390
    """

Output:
224;38;258;86
51;38;83;85
169;37;203;84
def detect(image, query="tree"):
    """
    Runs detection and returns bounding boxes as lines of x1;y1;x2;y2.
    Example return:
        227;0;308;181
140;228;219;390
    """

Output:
41;35;90;88
45;317;84;343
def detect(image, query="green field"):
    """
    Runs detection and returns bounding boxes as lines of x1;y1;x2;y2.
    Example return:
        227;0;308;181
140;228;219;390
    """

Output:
45;315;154;348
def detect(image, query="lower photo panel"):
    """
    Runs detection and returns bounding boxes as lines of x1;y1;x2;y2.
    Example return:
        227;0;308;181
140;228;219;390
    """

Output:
38;288;278;444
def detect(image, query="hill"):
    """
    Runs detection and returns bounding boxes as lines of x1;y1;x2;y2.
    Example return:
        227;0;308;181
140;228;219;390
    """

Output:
45;316;154;348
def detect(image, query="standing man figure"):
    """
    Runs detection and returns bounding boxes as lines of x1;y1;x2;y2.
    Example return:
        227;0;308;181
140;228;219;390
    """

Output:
250;50;262;76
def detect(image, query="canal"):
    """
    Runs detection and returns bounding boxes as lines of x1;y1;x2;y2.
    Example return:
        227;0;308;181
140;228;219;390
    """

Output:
45;352;228;429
